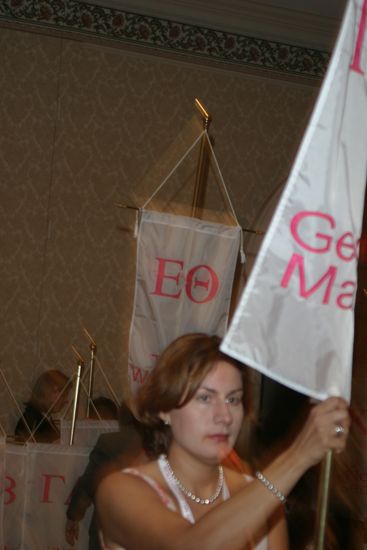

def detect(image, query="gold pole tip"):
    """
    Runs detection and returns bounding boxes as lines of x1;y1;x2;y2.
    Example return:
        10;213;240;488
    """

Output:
194;98;211;129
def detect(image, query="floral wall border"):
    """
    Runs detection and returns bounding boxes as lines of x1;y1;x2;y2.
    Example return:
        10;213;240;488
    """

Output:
0;0;330;78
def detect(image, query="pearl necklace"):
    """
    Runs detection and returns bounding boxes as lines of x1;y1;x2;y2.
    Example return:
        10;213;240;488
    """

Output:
161;454;224;505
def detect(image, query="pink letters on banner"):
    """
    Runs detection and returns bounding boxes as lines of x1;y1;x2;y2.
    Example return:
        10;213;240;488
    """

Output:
151;257;219;303
130;365;150;384
3;472;77;505
281;210;358;309
3;475;16;504
40;474;66;503
290;211;359;259
185;265;219;303
350;0;367;74
152;258;183;299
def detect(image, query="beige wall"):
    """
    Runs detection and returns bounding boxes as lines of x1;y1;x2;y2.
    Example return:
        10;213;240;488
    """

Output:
0;25;318;432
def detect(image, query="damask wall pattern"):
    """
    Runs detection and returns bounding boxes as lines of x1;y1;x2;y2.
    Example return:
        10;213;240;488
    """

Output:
0;21;318;432
0;30;63;430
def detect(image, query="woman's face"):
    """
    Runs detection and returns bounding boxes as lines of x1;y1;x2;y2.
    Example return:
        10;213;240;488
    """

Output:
164;360;244;463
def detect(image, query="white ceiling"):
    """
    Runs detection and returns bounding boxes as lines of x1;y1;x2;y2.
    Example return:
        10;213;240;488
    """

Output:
84;0;348;50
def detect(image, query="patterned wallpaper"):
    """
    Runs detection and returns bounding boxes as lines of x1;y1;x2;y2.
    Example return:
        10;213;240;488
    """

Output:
0;11;321;432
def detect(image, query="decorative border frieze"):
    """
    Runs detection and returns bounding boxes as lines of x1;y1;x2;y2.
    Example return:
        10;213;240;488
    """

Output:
0;0;329;78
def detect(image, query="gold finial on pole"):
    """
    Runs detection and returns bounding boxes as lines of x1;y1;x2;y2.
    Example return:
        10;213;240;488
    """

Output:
83;328;97;418
69;346;84;446
191;98;212;219
195;98;211;131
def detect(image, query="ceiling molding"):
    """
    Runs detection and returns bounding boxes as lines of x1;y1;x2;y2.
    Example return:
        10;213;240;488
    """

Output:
82;0;347;50
0;0;333;79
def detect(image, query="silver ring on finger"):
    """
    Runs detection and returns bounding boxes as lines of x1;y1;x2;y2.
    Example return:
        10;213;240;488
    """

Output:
334;424;344;437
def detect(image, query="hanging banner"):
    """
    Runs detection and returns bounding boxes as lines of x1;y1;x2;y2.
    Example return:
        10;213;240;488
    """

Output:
2;443;27;550
221;0;367;401
2;443;91;550
129;210;241;392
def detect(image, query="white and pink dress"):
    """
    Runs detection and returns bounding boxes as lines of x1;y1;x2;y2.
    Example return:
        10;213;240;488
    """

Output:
100;455;268;549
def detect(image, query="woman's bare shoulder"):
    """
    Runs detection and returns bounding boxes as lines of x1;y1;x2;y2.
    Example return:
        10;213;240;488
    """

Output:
96;459;188;549
98;459;160;493
96;460;172;535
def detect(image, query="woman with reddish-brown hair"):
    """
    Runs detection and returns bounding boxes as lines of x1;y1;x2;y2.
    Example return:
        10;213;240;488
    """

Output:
96;333;350;549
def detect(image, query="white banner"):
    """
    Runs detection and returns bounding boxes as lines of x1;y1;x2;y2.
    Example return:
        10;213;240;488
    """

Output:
2;443;27;550
2;443;91;550
222;0;367;401
129;210;241;391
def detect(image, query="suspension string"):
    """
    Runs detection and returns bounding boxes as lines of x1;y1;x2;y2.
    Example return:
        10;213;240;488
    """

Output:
94;356;120;406
206;135;246;263
142;130;206;209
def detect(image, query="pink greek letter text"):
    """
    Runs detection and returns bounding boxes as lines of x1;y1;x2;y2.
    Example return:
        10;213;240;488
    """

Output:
350;0;367;74
41;474;65;503
151;258;183;299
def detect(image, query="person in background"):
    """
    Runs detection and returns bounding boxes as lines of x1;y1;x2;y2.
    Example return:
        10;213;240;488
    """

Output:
65;401;153;549
88;396;119;420
14;369;70;443
96;333;350;550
